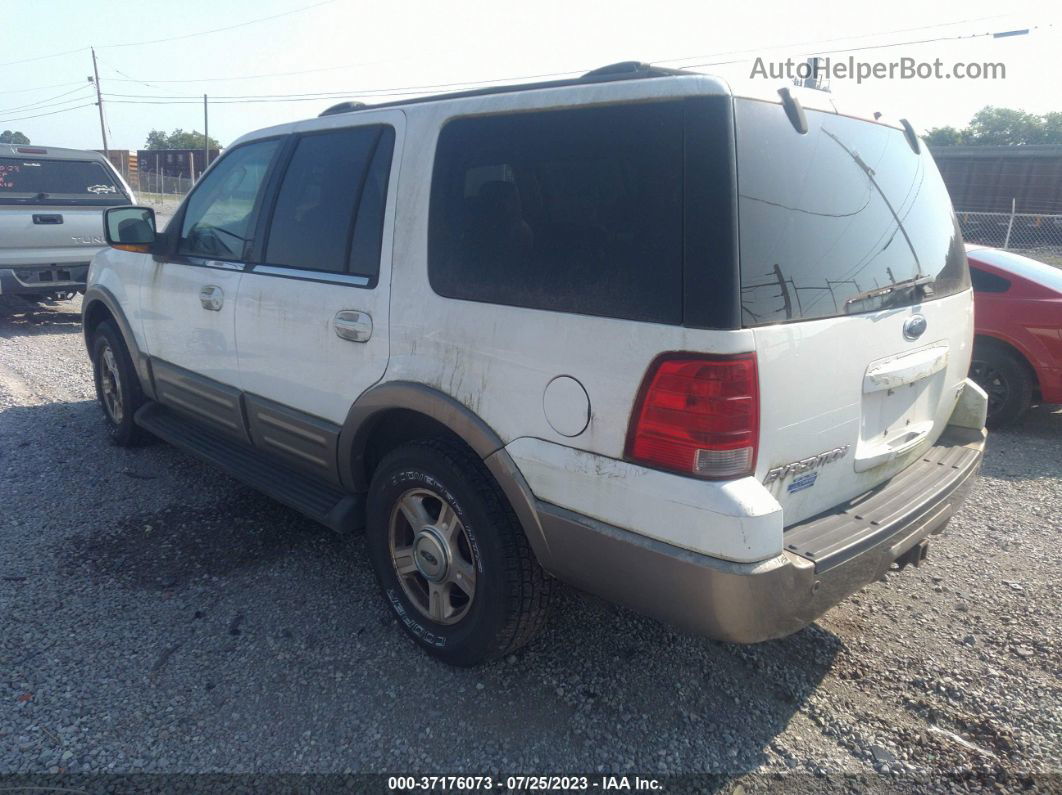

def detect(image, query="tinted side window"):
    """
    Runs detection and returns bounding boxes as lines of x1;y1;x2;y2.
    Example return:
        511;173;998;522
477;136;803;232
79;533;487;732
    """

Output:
969;266;1010;294
349;127;395;279
265;126;388;274
178;140;279;259
429;102;685;324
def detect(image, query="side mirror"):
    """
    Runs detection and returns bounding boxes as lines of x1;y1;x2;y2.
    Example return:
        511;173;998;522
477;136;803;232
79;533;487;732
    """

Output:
104;206;157;253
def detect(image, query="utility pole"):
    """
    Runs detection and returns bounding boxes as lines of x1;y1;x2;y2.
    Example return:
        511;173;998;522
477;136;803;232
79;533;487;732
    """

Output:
90;47;109;159
203;94;210;174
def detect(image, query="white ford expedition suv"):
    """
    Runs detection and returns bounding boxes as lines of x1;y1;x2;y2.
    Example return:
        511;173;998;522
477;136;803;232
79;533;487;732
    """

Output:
83;63;988;666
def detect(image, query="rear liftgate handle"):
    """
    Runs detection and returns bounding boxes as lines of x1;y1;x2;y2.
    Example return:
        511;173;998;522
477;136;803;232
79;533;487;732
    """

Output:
334;310;372;343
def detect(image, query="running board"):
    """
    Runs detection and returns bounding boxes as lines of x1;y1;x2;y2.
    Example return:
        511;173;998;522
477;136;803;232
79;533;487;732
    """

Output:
134;401;363;533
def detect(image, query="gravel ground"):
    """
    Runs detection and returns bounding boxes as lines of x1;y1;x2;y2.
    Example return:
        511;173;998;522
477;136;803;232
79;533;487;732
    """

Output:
1;295;1059;789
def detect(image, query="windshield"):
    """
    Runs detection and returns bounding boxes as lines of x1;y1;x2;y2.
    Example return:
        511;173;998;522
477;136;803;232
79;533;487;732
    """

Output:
0;157;128;205
735;99;968;325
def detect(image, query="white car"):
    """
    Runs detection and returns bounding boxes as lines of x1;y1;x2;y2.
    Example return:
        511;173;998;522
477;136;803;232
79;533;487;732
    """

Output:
83;63;988;666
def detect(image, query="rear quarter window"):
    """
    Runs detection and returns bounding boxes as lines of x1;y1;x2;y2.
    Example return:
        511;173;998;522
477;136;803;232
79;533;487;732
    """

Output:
735;99;968;325
428;102;687;324
969;266;1011;294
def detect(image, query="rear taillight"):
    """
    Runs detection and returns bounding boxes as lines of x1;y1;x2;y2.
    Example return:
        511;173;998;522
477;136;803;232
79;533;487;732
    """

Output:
625;353;759;479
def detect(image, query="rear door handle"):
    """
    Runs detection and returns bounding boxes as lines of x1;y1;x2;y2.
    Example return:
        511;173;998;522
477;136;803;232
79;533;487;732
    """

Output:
32;214;63;225
199;285;224;311
334;310;372;343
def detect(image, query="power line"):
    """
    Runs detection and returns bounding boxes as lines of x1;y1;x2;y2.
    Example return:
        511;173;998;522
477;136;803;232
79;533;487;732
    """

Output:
0;0;338;70
677;25;1046;70
651;13;1013;65
0;80;86;97
0;96;96;121
98;67;594;101
99;0;339;49
102;59;393;85
0;103;96;124
0;46;89;69
95;55;187;98
98;18;1039;108
0;84;93;115
87;11;1023;88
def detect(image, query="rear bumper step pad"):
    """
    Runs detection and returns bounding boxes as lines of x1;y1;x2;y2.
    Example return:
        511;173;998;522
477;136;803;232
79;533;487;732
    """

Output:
783;426;984;572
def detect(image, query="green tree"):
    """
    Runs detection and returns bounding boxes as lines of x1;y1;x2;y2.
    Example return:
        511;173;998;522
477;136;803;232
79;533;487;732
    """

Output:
926;106;1062;146
965;107;1044;145
923;125;964;147
1041;112;1062;144
144;128;221;150
0;130;30;144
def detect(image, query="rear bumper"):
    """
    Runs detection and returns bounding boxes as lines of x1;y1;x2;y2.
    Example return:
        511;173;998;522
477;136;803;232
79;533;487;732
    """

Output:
536;425;985;643
0;264;88;295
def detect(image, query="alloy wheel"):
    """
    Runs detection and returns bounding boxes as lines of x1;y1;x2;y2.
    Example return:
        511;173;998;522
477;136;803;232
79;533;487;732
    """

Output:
388;487;477;625
99;344;124;424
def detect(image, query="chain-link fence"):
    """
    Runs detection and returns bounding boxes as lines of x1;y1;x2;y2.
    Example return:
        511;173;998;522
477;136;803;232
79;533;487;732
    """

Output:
130;172;193;221
956;210;1062;267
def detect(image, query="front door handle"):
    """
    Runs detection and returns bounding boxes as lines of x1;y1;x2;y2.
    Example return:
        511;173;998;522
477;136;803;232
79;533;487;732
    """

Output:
334;310;372;343
199;285;223;311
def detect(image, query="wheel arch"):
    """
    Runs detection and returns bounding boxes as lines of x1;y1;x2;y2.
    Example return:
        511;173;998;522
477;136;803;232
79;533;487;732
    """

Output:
338;382;553;569
82;285;154;398
973;333;1041;393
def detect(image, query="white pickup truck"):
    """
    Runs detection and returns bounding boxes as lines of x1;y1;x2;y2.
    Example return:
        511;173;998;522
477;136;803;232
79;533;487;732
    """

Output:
0;144;134;301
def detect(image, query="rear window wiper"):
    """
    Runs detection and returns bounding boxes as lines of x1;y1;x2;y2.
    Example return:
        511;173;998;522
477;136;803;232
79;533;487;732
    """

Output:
844;274;933;310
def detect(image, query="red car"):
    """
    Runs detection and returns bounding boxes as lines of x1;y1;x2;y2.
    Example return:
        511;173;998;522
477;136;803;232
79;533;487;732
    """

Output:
966;245;1062;426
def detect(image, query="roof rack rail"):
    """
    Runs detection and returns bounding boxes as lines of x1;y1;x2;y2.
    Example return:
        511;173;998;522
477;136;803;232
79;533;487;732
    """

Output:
319;100;368;117
313;61;691;117
581;61;687;78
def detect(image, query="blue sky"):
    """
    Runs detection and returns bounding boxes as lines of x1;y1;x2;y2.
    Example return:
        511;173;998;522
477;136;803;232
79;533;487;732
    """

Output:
2;0;1059;151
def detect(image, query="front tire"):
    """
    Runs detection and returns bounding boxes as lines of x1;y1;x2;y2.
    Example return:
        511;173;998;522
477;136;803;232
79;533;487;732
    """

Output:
91;320;148;446
969;344;1033;428
365;439;552;666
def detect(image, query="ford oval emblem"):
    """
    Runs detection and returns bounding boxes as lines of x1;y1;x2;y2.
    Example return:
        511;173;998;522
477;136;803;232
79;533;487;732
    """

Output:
419;550;438;566
903;314;927;340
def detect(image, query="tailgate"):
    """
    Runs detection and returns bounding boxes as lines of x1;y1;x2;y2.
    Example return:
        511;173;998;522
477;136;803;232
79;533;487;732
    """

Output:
753;292;973;525
0;205;107;267
733;96;974;525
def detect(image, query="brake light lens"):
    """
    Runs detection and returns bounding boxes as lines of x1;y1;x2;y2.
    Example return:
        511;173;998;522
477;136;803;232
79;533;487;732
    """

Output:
625;353;759;479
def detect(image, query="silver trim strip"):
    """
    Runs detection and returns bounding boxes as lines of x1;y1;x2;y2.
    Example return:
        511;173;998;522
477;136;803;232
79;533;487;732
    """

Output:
250;265;370;286
201;259;245;271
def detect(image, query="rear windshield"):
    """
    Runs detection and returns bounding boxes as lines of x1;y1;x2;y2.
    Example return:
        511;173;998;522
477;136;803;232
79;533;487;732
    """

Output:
735;99;968;325
0;157;128;205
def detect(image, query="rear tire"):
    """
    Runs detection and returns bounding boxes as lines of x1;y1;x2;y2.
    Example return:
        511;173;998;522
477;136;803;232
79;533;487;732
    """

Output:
91;320;148;446
970;344;1033;428
365;439;552;666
